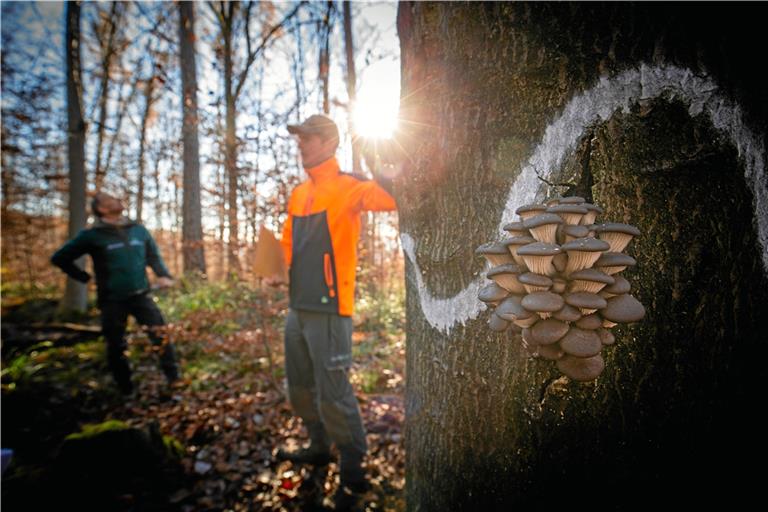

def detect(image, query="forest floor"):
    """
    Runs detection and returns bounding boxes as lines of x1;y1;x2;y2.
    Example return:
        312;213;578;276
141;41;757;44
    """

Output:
1;281;406;511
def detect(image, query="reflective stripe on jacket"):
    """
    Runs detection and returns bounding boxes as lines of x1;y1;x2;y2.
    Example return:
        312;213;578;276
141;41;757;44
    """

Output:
280;157;396;316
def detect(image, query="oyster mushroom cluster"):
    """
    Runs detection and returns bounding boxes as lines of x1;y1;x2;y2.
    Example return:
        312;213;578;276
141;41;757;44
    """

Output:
475;196;645;382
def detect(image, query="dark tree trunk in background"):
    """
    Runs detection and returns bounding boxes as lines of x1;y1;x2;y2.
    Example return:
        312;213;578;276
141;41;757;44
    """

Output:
342;0;361;174
178;1;206;275
61;0;87;314
397;3;768;510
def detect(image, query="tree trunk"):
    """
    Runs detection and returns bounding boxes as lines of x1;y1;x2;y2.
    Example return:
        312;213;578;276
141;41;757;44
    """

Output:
178;0;206;275
135;76;154;223
319;1;332;115
342;0;361;174
61;0;88;314
397;2;768;510
93;2;121;190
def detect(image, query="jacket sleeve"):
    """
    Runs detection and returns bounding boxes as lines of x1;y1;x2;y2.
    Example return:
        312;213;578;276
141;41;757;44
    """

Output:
356;178;397;212
51;230;92;283
144;227;172;278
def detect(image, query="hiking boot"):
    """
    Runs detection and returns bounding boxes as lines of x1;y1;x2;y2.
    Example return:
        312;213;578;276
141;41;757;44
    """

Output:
275;445;333;466
332;480;369;511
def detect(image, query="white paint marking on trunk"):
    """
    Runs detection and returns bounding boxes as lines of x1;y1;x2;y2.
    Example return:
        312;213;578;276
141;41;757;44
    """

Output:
403;64;768;334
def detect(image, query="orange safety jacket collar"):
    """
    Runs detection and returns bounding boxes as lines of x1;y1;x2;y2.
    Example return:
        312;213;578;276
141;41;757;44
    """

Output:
280;157;396;316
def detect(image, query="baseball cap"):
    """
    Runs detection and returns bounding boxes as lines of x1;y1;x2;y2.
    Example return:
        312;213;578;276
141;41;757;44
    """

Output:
287;114;339;142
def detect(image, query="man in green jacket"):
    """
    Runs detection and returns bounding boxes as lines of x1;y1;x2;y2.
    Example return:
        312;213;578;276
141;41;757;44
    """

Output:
51;192;180;395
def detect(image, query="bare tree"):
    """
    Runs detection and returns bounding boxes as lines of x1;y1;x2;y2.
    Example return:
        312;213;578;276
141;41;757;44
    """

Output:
342;0;360;173
178;0;206;275
92;1;125;190
209;1;304;276
61;0;88;314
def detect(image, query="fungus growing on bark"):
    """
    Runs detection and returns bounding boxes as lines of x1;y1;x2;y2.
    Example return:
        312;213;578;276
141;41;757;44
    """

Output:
478;282;509;305
537;343;565;361
517;242;562;276
580;203;604;226
575;313;603;330
602;294;646;325
559;224;590;245
476;198;644;382
504;235;536;266
488;313;510;332
556;354;605;382
522;291;564;319
600;274;631;298
503;221;528;237
593;222;641;252
553;303;582;322
530;318;570;345
597;327;615;346
560;327;603;357
561;237;610;275
564;291;607;315
487;264;526;294
547;204;588;225
515;203;547;221
568;268;615;293
475;241;515;266
594;252;637;275
523;213;563;244
518;272;553;293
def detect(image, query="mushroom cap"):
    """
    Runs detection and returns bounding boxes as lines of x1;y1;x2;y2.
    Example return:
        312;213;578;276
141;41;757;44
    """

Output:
592;222;641;237
530;318;570;345
564;292;608;310
495;295;530;321
583;203;604;214
518;272;553;288
594;252;637;268
504;235;536;248
517;242;562;256
478;282;510;303
523;213;564;229
602;275;631;295
568;268;616;284
486;263;524;278
553;304;582;322
546;197;563;207
537;342;565;361
522;291;565;313
597;327;616;345
602;294;646;323
559;327;603;357
557;353;605;381
502;221;528;234
559;196;586;205
475;241;510;255
515;204;547;216
561;224;591;239
561;237;611;253
575;313;603;330
547;204;588;215
488;313;510;332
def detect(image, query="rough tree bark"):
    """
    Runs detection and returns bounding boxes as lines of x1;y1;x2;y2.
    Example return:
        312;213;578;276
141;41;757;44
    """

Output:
396;3;768;510
61;0;88;314
178;1;206;275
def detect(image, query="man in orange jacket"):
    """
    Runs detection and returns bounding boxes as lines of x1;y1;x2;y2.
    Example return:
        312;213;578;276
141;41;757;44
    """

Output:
274;114;396;508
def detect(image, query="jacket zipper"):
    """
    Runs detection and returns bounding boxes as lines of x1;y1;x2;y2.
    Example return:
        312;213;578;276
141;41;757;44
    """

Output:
323;253;336;298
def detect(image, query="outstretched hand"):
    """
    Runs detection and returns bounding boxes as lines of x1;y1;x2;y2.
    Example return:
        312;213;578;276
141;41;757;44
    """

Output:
155;276;175;289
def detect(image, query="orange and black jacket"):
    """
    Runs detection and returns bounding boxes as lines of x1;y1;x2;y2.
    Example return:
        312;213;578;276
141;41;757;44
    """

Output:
280;157;396;316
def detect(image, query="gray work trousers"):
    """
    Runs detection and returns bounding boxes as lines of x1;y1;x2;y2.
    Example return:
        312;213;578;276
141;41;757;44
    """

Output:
284;309;367;482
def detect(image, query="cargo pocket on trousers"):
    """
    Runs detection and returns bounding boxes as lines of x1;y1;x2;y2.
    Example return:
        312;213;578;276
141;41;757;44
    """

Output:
326;315;353;371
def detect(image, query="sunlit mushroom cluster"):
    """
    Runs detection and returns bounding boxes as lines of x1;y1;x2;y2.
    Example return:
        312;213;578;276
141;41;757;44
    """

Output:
475;197;645;381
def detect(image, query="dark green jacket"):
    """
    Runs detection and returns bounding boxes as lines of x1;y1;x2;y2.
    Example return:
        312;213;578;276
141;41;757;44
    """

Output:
51;219;171;303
